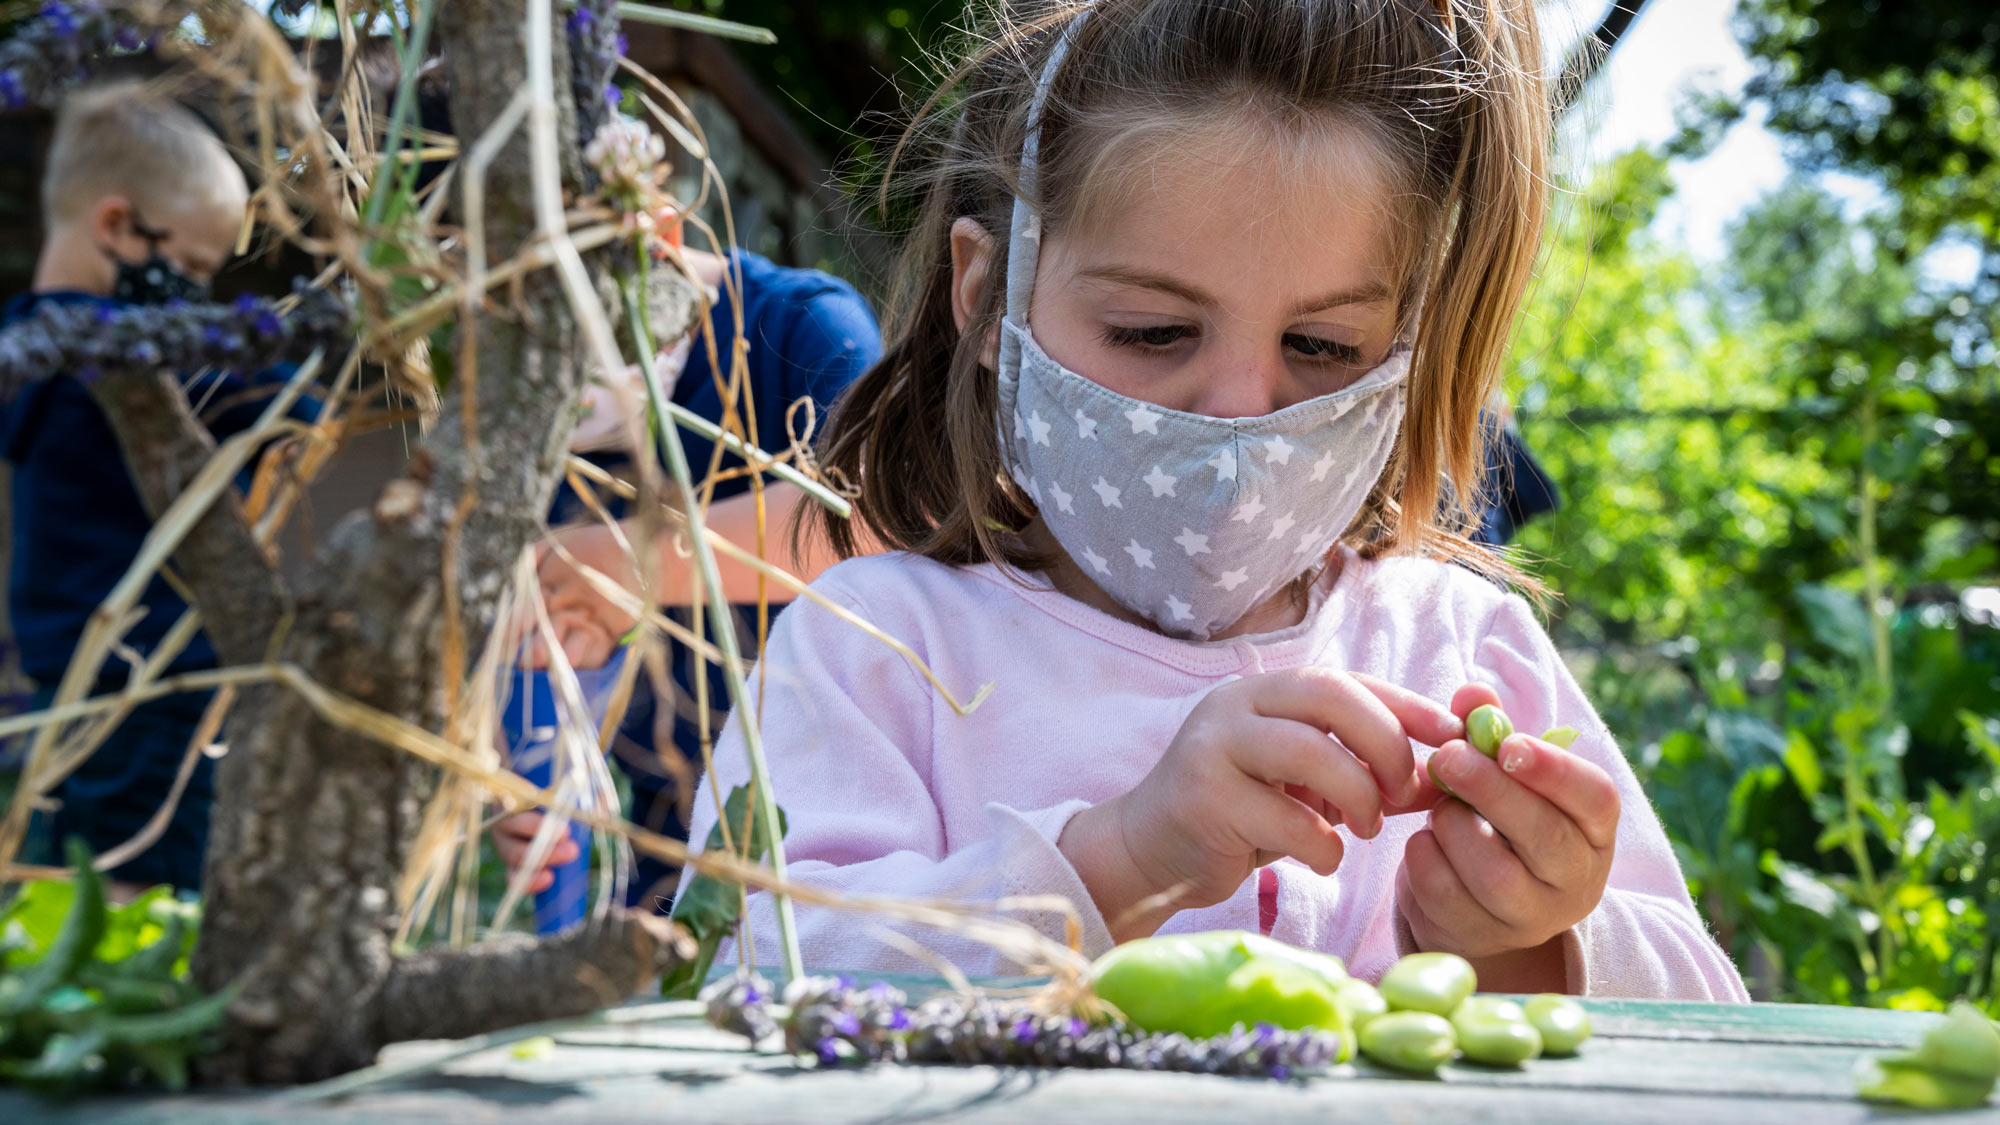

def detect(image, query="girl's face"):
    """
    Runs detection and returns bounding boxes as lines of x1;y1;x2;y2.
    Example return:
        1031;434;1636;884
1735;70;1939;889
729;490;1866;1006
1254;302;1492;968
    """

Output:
995;128;1407;419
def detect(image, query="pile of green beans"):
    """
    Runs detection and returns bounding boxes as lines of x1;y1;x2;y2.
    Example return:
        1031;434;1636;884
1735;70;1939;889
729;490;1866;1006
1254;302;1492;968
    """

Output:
1090;933;1595;1076
1358;952;1592;1072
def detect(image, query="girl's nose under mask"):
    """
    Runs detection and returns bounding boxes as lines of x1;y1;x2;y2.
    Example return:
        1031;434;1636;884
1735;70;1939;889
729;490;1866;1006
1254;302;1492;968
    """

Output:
993;10;1408;640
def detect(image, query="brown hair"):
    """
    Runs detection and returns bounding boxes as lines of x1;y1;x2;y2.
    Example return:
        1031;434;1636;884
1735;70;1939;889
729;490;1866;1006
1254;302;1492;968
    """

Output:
813;0;1551;592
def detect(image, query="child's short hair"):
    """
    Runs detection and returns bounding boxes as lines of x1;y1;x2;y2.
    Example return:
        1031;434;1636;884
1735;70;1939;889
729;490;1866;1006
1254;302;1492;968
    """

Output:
814;0;1552;589
41;79;244;225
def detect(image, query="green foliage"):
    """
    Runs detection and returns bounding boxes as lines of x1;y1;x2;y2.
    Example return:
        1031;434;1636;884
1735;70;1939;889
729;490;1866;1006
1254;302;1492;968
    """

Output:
0;841;233;1095
1512;135;2000;1015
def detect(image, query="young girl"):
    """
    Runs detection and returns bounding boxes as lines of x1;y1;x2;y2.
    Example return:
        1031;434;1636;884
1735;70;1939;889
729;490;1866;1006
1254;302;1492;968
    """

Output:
683;0;1748;999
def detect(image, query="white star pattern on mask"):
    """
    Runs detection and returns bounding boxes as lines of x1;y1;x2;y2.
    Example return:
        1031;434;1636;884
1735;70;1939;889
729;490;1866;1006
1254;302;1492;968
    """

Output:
1264;434;1295;465
1165;594;1193;622
1267;512;1297;541
1124;539;1155;569
1309;449;1337;482
1092;477;1123;508
1125;405;1163;435
1081;546;1110;575
1022;213;1042;242
1074;409;1098;439
1174;527;1210;556
1209;447;1236;481
1232;495;1266;523
1013;412;1027;442
1215;568;1249;591
1298;524;1331;556
1143;465;1178;498
1027;411;1052;446
1048;479;1075;514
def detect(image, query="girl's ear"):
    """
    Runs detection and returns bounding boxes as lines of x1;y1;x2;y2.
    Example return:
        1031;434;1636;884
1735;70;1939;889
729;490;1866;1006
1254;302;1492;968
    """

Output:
949;216;1001;370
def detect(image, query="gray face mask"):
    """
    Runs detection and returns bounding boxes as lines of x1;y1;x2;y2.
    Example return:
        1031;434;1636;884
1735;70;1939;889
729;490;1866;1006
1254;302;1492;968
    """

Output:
994;11;1408;640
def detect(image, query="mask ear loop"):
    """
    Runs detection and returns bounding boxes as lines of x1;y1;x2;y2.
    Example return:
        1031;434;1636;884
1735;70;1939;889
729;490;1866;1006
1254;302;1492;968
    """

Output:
997;8;1094;374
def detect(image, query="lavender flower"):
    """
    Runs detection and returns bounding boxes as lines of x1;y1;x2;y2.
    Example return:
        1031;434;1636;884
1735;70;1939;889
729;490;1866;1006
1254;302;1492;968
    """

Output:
702;973;1341;1081
0;0;153;111
0;281;352;404
566;0;623;150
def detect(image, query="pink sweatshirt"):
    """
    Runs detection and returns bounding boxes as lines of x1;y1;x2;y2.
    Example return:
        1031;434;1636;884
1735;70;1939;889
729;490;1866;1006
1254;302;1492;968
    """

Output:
687;547;1749;1001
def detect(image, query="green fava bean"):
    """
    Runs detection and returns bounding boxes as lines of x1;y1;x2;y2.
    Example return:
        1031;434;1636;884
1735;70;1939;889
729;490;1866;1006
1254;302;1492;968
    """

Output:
1523;994;1593;1056
1359;1010;1457;1073
1541;726;1581;750
1466;705;1514;758
1332;977;1387;1029
1379;952;1477;1016
1451;996;1543;1066
1091;931;1348;1039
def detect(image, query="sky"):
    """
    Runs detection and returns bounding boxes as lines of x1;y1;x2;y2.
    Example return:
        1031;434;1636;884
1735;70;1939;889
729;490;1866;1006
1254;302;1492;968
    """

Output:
1560;0;1792;259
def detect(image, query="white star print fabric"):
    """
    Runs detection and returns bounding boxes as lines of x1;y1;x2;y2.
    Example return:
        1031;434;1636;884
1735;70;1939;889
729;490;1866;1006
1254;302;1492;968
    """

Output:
998;318;1408;639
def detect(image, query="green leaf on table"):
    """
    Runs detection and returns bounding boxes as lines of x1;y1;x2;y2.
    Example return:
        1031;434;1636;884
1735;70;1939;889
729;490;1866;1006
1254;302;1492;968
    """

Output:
661;786;787;999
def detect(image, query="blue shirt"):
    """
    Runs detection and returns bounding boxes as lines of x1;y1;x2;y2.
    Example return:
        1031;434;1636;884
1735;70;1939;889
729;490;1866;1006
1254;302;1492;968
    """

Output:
0;290;321;684
553;252;881;909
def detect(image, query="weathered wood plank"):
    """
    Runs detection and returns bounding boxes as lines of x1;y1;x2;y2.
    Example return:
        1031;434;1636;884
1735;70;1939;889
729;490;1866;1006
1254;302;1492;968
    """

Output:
0;995;1983;1122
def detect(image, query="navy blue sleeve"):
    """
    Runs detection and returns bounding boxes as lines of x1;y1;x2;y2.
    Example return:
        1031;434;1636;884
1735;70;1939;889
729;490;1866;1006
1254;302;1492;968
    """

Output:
774;286;882;437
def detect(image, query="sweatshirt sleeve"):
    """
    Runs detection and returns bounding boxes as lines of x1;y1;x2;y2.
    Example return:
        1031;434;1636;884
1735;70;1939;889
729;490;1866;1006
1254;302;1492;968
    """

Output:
1474;594;1750;1002
682;566;1114;975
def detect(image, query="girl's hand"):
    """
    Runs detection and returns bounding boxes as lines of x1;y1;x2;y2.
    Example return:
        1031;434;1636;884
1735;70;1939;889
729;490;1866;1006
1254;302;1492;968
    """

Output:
1395;683;1619;972
491;810;581;894
1060;669;1464;941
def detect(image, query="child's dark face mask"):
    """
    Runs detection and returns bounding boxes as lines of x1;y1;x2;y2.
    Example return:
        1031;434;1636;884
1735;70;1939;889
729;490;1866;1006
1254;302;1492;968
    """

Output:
104;210;212;305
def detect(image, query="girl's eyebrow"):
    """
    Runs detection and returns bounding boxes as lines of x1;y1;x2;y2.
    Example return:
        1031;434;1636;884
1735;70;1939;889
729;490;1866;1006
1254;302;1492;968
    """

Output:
1077;265;1392;315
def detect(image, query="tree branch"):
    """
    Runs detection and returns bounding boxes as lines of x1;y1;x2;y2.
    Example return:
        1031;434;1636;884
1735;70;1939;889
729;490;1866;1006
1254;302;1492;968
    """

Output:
1558;0;1652;104
378;913;693;1044
87;368;290;666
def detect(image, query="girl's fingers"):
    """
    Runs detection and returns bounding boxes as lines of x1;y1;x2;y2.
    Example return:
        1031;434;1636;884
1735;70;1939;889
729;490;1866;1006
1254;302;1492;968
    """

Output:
1351;673;1466;747
1234;718;1384;838
1400;826;1507;949
1238;782;1346;876
1494;733;1622;852
1246;668;1421;806
1449;682;1503;721
1427;799;1542;928
1427;741;1597;886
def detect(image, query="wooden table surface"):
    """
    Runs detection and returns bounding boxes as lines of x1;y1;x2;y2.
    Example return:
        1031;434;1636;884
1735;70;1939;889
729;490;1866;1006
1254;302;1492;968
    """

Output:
7;988;1997;1123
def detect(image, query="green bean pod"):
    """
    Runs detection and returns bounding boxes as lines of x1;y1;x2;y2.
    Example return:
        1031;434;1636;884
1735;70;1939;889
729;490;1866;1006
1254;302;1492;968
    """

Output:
1091;931;1348;1038
1358;1010;1457;1073
1451;996;1543;1066
1379;952;1477;1016
1523;993;1593;1056
1856;1001;2000;1108
1466;705;1514;758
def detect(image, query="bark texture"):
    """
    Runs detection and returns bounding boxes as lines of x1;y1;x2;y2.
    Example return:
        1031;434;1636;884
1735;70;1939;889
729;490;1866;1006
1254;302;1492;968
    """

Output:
60;2;692;1085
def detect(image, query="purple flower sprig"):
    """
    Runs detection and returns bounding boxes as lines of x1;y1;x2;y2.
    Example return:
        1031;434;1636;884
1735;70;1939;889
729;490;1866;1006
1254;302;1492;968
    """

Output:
0;281;353;403
699;970;1341;1080
0;2;154;112
565;0;624;158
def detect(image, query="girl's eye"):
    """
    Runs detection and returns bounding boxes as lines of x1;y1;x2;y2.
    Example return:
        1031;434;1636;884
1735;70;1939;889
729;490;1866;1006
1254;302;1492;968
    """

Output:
1101;324;1196;350
1285;333;1363;364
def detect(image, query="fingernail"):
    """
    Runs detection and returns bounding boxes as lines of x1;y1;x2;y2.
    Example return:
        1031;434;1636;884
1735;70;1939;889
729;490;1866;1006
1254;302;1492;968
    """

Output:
1502;736;1534;773
1440;746;1475;784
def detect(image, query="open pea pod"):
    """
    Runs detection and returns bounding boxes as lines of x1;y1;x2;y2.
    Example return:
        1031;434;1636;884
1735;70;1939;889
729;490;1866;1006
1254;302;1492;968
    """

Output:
0;839;108;1020
1856;1001;2000;1109
661;786;787;999
1091;930;1349;1040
